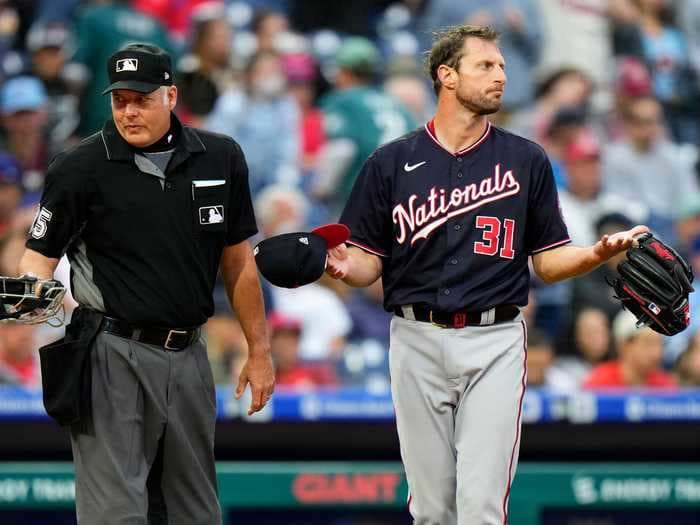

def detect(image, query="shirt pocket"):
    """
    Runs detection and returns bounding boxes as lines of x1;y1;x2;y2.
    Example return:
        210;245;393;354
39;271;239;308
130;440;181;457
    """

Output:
191;179;228;234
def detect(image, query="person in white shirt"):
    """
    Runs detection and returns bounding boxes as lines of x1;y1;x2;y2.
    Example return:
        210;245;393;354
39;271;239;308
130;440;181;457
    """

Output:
558;131;649;246
602;95;699;244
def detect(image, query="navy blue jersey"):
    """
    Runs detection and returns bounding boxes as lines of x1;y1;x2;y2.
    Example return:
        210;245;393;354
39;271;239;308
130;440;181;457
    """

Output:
339;120;570;312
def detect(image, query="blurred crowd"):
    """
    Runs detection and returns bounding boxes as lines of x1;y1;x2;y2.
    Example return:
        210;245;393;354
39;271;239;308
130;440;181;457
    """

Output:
0;0;699;395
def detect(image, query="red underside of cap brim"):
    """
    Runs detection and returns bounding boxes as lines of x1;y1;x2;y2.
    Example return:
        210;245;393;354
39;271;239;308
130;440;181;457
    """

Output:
311;223;350;249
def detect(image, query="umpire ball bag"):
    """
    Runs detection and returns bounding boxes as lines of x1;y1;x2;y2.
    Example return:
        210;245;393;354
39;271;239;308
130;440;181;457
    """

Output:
39;307;104;428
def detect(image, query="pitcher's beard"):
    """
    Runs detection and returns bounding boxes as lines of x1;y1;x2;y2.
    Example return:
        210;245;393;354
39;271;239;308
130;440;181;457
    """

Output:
456;89;501;115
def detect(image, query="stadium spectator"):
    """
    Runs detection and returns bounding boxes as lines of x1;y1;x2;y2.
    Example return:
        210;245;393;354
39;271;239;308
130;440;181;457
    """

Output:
0;75;49;206
606;57;653;140
679;0;700;77
345;280;391;348
676;194;700;253
251;182;312;315
204;302;249;385
269;311;337;388
24;20;80;154
525;328;554;387
71;0;174;136
522;288;537;329
34;0;82;23
383;62;435;125
252;9;290;53
131;0;213;45
535;0;612;90
175;5;235;127
254;183;309;238
506;67;593;142
569;212;634;322
556;132;603;246
205;50;300;193
417;0;543;111
602;94;699;244
0;323;38;387
289;1;387;38
0;2;20;82
558;131;646;246
281;52;325;172
674;331;700;386
313;37;415;208
549;308;612;392
539;106;589;188
25;21;72;97
614;56;653;101
610;0;646;58
664;234;700;365
0;153;22;242
583;309;676;389
630;0;700;144
271;275;352;362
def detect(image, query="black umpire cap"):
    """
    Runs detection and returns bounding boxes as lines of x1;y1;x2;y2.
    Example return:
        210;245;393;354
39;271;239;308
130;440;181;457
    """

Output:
254;224;350;288
102;43;173;95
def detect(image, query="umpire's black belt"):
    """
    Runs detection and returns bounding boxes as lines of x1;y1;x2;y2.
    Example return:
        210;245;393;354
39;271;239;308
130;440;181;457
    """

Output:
394;304;520;329
101;316;200;351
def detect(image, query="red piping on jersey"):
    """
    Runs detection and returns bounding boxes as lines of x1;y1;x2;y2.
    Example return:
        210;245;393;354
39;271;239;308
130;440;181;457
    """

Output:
502;320;527;525
529;237;571;254
346;239;388;258
424;119;492;156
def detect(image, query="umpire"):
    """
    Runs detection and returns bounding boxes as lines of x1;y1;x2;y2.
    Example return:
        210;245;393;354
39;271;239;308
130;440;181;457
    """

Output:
18;43;274;524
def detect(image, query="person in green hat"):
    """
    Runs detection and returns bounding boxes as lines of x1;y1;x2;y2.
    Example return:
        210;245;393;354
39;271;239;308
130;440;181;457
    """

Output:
314;37;416;210
72;0;175;137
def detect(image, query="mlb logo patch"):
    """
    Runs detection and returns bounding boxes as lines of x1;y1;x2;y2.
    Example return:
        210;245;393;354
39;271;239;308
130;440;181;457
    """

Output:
116;58;138;72
199;205;224;225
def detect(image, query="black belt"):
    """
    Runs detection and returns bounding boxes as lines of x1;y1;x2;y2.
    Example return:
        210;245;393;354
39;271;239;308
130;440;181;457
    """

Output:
101;317;200;351
394;304;520;328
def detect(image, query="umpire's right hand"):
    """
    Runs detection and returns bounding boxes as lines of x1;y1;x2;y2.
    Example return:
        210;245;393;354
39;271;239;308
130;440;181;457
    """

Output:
236;350;275;415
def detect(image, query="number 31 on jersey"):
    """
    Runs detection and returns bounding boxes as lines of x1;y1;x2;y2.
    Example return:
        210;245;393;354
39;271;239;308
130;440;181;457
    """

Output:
474;215;515;259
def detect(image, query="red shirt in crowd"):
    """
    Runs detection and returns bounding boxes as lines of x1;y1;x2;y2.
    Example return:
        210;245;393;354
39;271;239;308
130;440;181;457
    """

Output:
301;109;325;157
583;361;677;389
132;0;212;41
276;363;337;389
0;355;38;386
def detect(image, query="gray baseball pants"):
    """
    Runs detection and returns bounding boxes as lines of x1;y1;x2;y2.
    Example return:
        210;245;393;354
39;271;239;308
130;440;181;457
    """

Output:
389;314;527;525
70;331;222;525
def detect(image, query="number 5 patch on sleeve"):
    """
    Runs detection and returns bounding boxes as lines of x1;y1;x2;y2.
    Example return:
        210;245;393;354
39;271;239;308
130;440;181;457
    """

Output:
30;207;53;239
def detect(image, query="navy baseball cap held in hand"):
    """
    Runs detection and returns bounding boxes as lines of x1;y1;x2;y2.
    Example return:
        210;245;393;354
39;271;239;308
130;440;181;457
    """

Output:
102;43;173;95
254;224;350;288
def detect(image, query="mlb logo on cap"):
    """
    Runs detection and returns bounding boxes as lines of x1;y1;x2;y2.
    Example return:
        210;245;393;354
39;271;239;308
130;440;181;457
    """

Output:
102;43;173;95
116;59;138;72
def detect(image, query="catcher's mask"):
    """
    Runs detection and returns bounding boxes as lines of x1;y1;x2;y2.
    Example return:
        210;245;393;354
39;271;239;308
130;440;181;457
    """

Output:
0;277;66;325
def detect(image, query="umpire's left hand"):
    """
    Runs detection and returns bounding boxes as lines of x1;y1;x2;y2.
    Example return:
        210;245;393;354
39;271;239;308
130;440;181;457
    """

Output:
236;349;275;415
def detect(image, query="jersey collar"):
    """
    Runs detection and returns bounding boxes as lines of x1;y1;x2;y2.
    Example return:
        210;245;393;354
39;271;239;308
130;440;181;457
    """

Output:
424;118;491;157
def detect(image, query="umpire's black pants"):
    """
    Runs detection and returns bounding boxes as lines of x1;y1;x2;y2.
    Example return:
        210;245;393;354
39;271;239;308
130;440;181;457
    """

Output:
70;331;222;524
